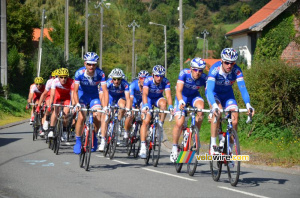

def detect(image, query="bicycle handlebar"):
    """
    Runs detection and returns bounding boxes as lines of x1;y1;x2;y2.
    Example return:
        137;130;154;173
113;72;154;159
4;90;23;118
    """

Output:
213;108;252;124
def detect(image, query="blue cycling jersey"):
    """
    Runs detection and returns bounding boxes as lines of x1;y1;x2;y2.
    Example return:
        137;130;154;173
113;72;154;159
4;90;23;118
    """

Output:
143;76;171;99
106;78;129;98
75;67;106;94
177;68;207;96
206;61;250;106
129;79;142;101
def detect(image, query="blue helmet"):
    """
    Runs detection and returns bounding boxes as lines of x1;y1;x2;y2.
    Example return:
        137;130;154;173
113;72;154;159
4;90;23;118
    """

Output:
190;57;206;70
221;48;238;62
84;52;99;64
152;65;165;76
138;70;150;78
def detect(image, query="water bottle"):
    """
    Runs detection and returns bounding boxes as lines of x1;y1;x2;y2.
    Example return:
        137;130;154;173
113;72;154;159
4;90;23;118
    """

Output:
108;122;113;136
183;129;189;147
219;133;225;152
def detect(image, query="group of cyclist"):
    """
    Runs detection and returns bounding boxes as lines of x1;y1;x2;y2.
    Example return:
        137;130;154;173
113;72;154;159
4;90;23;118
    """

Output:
27;47;255;163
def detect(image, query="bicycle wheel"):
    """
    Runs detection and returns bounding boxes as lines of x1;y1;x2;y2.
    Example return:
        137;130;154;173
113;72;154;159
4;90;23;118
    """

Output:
187;126;200;176
79;126;87;168
126;125;134;156
209;139;222;182
144;138;151;165
103;134;109;157
55;118;63;155
152;124;161;167
109;121;119;159
227;128;240;186
84;126;92;171
175;144;183;173
33;112;38;141
133;124;141;158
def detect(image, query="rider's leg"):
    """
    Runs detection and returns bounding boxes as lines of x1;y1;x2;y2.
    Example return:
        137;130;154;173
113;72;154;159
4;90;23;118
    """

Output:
210;101;222;154
157;98;167;123
139;113;151;158
194;99;205;130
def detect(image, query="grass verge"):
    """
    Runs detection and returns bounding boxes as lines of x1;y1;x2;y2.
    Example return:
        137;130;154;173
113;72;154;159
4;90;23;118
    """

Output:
0;93;31;126
164;115;300;168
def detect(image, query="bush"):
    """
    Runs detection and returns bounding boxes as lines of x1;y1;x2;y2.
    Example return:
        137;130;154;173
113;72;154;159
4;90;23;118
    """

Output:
234;59;300;139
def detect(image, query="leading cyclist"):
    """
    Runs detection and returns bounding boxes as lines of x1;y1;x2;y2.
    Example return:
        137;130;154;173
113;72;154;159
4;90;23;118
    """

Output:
206;48;255;156
73;52;109;154
170;57;207;162
139;65;173;158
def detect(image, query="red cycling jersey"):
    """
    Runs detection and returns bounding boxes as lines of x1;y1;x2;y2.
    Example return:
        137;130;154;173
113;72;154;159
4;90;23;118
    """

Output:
51;78;74;105
29;83;45;102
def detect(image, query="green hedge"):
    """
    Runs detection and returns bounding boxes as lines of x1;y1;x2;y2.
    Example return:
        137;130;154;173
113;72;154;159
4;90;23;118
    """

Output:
0;93;29;117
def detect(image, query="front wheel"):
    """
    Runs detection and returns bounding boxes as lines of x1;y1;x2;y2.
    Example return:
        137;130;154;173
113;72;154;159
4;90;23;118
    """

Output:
54;119;62;155
84;127;93;171
227;129;240;186
152;124;161;167
109;121;119;159
175;145;183;173
209;139;222;181
187;126;200;176
79;127;87;168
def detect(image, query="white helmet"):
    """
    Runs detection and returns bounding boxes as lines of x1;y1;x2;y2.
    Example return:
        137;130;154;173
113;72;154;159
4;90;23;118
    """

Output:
110;68;124;78
190;57;206;70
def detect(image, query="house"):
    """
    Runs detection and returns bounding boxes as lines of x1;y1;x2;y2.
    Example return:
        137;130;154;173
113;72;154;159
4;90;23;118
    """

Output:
225;0;298;67
32;28;53;48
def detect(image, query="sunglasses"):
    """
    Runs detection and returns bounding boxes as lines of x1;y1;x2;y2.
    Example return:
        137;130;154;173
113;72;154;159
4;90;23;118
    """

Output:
36;83;43;85
113;78;122;81
224;61;235;65
139;77;146;81
154;75;164;78
87;63;96;66
192;68;203;73
60;76;68;79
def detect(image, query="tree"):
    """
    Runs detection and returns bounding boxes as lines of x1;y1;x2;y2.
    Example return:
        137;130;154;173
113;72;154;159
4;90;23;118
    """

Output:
7;0;39;56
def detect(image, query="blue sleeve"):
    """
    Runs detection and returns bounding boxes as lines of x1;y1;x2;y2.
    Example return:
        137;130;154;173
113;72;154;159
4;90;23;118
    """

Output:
206;80;216;106
129;83;135;97
237;80;250;104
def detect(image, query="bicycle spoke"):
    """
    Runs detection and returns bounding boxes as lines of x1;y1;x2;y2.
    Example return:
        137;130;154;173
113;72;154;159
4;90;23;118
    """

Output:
227;129;240;186
187;126;200;176
152;125;161;167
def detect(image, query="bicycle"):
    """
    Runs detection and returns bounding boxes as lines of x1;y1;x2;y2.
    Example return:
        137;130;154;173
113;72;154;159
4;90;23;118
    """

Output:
79;106;105;171
28;103;41;141
210;108;252;186
103;105;120;159
126;108;142;158
143;108;173;167
49;104;73;155
174;107;210;176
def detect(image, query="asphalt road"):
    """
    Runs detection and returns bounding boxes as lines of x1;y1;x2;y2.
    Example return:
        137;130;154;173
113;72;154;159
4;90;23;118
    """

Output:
0;122;299;198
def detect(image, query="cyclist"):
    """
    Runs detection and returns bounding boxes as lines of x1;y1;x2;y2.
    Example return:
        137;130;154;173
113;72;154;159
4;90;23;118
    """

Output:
73;52;109;154
125;70;149;139
139;65;173;158
170;57;207;162
98;68;131;151
36;69;59;135
206;48;255;156
27;77;45;125
47;68;74;141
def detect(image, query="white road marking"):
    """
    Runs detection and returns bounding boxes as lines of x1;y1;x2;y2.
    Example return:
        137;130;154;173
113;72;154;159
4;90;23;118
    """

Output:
95;155;197;181
218;186;270;198
65;142;71;145
142;168;198;182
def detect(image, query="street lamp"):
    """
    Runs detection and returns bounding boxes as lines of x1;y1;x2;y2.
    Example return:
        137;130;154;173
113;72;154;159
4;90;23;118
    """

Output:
95;0;110;69
201;29;209;59
128;20;140;79
149;22;167;77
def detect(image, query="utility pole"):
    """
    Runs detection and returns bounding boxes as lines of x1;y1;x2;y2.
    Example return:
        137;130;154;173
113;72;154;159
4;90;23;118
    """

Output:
95;0;110;69
1;0;7;90
64;0;69;63
85;0;88;53
179;0;183;70
201;29;209;59
128;20;139;79
37;9;46;77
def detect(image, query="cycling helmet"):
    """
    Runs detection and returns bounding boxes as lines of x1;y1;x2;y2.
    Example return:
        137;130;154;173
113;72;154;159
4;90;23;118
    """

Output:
83;52;99;64
34;77;44;84
57;68;69;76
110;68;124;78
221;48;238;62
152;65;165;76
138;70;150;78
51;69;58;77
190;57;206;70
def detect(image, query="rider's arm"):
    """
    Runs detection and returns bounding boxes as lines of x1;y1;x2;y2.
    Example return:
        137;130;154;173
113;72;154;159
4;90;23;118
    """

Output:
49;86;56;106
73;83;80;105
142;86;149;107
125;91;131;109
129;83;134;108
165;89;172;106
235;68;250;105
101;84;109;107
176;82;184;101
37;90;48;107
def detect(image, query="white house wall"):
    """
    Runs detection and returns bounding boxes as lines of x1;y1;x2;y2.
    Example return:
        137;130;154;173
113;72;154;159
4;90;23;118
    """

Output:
232;34;252;67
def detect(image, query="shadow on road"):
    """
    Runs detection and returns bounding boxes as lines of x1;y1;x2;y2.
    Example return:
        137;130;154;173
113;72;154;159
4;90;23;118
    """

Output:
0;137;22;147
239;177;288;187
